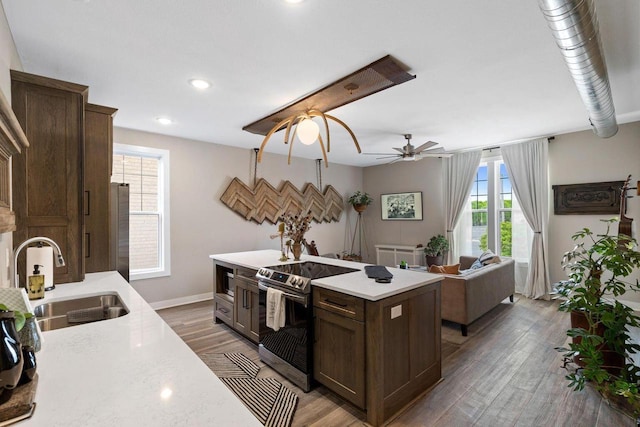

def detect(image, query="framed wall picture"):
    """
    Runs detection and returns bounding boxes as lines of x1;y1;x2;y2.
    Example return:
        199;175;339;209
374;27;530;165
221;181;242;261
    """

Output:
381;192;423;220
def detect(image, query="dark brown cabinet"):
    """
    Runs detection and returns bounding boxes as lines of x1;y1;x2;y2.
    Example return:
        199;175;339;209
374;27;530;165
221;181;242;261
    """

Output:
234;268;259;343
313;287;366;408
314;282;442;427
11;70;88;287
213;262;235;327
84;103;118;273
213;262;259;343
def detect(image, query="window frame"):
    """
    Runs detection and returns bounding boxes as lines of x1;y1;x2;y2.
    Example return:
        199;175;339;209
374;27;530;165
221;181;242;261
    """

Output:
113;143;171;280
470;154;514;257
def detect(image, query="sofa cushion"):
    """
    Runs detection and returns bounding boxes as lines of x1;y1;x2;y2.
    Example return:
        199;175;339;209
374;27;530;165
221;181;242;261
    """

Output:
470;258;483;269
477;250;503;266
429;263;460;274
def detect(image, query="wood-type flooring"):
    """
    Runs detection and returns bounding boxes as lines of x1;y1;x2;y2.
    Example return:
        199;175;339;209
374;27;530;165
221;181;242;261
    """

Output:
157;296;634;426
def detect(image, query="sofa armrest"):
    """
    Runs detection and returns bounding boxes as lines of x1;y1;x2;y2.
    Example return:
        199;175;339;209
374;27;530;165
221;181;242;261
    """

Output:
459;256;477;270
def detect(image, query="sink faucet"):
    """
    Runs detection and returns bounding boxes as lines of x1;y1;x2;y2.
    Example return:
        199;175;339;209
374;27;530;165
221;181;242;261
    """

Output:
13;237;66;288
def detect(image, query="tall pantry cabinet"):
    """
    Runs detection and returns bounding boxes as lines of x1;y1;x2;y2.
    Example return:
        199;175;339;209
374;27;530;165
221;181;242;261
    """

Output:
11;70;118;287
84;103;118;273
11;70;87;287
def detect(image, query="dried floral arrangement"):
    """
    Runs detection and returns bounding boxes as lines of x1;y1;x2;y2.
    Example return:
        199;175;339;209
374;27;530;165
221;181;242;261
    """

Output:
281;212;312;244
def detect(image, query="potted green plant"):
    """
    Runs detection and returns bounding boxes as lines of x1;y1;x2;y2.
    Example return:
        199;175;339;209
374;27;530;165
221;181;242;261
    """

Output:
347;191;373;213
424;234;449;266
555;219;640;418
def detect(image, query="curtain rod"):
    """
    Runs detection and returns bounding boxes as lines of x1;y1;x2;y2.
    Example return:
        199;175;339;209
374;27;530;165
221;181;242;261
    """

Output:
482;136;555;151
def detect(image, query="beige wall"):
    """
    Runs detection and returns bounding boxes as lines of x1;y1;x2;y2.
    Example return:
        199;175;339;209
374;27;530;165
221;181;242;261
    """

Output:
0;4;22;287
113;127;363;305
362;158;445;264
548;121;640;300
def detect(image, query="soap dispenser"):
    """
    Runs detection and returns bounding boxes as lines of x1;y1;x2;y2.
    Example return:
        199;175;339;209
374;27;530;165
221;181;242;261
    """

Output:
27;265;45;300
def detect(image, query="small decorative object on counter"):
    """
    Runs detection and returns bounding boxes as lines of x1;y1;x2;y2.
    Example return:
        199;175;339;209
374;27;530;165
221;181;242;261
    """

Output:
0;310;24;404
27;265;45;300
400;260;407;269
280;212;312;261
270;222;290;262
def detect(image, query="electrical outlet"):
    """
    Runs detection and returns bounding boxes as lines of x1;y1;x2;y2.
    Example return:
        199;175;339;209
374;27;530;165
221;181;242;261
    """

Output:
391;304;402;319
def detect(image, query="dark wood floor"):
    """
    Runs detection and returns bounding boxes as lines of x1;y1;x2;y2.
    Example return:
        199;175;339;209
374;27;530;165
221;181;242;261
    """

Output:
157;296;634;426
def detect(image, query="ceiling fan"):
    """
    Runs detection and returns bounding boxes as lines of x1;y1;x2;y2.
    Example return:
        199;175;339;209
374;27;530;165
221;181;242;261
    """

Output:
363;134;453;163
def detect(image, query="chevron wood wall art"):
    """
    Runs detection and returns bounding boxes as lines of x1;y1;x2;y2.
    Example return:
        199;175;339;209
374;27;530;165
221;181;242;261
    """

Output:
220;178;344;224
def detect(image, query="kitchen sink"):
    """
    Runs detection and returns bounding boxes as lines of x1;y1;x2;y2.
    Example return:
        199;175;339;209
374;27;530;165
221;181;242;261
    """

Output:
34;292;129;331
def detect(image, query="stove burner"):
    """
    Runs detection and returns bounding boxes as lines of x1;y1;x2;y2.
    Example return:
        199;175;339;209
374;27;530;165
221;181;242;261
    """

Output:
256;261;359;294
268;262;359;279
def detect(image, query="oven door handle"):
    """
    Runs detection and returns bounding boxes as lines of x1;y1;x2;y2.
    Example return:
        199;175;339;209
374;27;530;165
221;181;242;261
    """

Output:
258;283;308;305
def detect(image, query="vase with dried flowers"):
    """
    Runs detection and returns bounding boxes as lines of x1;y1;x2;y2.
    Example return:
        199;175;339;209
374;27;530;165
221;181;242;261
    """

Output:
280;212;312;261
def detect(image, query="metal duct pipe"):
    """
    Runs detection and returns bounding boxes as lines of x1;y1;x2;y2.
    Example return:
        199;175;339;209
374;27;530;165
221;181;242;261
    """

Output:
539;0;618;138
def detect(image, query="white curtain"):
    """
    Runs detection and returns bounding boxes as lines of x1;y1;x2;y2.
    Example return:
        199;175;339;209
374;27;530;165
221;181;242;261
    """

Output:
510;192;534;294
443;150;482;264
501;138;551;300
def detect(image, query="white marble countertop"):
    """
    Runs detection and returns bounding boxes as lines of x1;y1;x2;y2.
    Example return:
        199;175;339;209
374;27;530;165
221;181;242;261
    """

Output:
210;250;441;301
22;271;261;427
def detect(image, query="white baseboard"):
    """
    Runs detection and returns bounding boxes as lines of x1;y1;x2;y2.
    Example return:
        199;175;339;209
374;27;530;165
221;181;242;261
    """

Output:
150;292;212;310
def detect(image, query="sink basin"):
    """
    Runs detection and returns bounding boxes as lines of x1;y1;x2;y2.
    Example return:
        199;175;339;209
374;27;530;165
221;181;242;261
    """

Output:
34;292;129;331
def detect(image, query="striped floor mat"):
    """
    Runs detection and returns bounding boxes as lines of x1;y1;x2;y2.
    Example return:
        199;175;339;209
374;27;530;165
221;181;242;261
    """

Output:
201;353;298;427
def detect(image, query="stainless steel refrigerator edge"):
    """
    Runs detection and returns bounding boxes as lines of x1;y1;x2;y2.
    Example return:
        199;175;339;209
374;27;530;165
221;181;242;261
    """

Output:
110;183;130;281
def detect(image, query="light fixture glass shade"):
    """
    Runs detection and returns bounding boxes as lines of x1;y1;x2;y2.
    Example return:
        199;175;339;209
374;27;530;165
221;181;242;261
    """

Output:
297;119;319;145
189;79;210;89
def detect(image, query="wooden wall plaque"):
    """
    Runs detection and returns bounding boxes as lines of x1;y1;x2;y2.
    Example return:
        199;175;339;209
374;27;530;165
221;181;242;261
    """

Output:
552;181;624;215
220;178;344;224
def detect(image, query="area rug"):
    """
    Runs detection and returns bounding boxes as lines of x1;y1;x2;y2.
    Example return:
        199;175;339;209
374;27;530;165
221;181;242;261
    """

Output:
201;353;298;427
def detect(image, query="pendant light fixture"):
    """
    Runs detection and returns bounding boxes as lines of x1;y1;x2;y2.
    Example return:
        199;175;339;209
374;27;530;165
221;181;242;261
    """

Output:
244;55;416;167
256;109;360;167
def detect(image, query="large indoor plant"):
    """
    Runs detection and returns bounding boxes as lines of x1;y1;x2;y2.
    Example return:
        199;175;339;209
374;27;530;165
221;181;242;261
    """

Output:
555;219;640;418
347;191;373;213
424;234;449;266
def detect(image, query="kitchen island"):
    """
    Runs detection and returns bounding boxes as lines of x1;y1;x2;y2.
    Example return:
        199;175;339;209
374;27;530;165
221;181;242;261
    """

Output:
210;249;443;426
21;271;261;427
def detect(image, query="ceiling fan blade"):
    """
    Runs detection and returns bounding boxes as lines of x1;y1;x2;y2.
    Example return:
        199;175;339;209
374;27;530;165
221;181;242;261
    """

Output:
376;155;401;160
389;157;403;164
414;141;438;153
424;147;445;153
420;152;454;158
392;147;406;154
362;152;398;156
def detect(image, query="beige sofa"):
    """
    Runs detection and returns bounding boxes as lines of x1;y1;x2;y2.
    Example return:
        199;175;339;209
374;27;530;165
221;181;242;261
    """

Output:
440;255;515;336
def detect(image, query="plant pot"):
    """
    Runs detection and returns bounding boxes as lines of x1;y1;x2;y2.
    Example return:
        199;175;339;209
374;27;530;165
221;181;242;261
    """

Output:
426;255;443;267
353;204;367;213
570;310;625;376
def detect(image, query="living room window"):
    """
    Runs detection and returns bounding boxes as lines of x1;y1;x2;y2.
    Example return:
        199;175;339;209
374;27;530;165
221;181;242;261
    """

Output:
112;144;171;280
456;153;531;260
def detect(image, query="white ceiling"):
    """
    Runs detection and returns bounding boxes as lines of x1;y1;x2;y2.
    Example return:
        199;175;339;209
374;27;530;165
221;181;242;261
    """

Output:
2;0;639;167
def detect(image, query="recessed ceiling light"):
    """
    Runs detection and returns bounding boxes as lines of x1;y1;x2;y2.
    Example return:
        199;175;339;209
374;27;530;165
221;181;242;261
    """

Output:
285;0;304;3
189;79;210;90
156;117;172;125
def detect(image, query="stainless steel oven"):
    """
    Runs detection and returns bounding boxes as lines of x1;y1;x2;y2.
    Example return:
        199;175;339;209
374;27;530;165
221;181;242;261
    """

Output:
256;261;359;392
